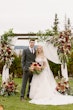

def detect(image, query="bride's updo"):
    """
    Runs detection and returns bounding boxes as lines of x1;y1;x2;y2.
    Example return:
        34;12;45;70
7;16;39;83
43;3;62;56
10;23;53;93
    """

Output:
36;45;44;57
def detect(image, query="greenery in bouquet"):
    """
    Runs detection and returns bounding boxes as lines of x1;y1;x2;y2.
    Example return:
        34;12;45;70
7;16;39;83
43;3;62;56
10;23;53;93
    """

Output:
47;30;73;67
29;62;43;75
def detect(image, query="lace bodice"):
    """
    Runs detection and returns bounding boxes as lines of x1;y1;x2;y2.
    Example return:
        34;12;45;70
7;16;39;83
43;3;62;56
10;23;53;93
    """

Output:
35;57;46;66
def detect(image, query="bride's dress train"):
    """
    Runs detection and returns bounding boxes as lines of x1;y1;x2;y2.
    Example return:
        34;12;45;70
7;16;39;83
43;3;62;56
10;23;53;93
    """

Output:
29;57;73;105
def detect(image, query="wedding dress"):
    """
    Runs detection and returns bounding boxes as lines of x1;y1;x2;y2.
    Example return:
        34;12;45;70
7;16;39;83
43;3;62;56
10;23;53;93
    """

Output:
29;57;73;105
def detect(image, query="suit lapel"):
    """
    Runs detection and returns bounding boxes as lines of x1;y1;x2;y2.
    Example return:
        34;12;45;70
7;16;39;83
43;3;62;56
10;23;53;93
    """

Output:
28;47;36;54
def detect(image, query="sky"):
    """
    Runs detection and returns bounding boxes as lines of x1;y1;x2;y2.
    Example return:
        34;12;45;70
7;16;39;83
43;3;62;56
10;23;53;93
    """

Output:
0;0;73;35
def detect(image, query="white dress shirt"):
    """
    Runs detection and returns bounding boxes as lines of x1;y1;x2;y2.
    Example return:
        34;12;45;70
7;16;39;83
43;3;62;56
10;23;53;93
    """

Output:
29;47;35;54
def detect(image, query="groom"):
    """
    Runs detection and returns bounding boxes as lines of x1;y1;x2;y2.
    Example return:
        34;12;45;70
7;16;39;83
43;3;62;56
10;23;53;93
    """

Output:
20;39;36;101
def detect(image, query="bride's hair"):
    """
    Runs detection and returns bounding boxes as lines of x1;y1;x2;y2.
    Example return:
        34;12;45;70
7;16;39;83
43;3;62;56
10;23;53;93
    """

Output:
36;45;44;57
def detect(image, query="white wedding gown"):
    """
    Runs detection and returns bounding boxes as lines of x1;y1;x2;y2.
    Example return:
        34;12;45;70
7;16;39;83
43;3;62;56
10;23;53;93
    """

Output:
29;57;73;105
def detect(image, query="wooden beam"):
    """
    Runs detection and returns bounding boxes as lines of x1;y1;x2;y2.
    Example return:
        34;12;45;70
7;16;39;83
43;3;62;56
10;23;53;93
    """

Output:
18;37;38;40
14;33;37;36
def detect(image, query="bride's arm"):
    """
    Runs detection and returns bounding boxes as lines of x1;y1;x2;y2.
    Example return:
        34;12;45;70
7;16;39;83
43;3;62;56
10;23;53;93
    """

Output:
42;61;47;69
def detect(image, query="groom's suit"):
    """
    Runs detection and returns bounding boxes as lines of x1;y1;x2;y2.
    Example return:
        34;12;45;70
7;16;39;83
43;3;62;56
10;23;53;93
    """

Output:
20;47;36;98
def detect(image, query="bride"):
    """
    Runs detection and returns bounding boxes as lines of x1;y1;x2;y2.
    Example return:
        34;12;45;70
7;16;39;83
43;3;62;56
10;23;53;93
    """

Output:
29;45;73;105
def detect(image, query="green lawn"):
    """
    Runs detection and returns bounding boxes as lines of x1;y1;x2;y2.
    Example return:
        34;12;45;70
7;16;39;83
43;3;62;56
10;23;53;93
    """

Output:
0;78;73;110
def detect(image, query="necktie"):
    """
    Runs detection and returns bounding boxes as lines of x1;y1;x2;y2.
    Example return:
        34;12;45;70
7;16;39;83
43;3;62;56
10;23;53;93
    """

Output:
31;48;33;53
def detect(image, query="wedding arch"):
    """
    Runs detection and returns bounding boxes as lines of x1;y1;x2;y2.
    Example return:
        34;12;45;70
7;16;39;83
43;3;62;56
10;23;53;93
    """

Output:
0;29;73;83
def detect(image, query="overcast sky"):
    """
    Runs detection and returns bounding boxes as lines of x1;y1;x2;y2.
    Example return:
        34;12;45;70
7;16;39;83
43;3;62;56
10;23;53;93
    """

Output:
0;0;73;35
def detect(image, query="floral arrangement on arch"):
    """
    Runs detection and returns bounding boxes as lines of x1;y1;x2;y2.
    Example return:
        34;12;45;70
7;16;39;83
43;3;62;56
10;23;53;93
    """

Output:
0;29;14;68
0;80;18;96
0;41;14;68
0;73;18;96
47;30;73;66
29;62;43;75
56;77;70;95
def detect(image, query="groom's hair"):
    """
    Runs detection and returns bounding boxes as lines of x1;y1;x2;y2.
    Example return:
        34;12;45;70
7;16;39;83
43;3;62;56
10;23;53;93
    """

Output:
29;38;35;42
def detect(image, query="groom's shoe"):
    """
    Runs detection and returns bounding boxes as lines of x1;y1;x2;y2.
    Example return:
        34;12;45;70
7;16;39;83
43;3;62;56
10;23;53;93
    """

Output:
20;97;25;101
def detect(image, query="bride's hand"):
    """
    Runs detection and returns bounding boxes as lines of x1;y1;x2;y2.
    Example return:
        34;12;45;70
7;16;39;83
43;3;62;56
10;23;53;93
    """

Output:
29;66;34;72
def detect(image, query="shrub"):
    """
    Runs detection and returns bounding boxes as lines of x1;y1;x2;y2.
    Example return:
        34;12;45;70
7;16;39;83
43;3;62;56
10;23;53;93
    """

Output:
10;54;22;78
48;60;61;77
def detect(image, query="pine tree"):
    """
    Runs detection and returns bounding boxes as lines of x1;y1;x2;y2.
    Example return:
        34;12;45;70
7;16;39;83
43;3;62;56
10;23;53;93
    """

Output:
67;18;71;30
52;13;59;35
64;15;71;31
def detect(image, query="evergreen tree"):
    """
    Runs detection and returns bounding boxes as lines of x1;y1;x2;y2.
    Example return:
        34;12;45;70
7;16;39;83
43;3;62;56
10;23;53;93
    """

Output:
52;13;59;35
67;18;71;30
64;15;71;31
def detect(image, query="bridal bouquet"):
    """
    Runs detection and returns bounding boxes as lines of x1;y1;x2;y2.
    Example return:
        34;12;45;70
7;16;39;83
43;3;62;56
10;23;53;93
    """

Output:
29;62;43;75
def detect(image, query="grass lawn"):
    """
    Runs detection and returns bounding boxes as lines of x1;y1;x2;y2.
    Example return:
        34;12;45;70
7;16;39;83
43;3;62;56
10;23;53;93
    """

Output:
0;78;73;110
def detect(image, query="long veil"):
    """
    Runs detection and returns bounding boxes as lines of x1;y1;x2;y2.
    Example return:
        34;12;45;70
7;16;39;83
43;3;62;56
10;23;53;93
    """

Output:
44;57;57;90
38;41;68;81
